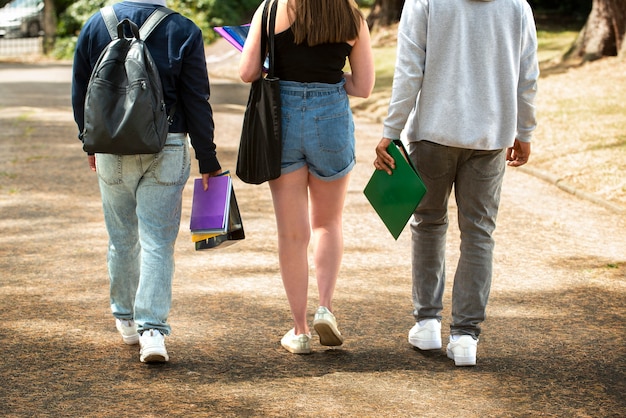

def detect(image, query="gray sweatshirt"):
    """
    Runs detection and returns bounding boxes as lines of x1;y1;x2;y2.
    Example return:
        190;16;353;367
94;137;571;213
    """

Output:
383;0;539;149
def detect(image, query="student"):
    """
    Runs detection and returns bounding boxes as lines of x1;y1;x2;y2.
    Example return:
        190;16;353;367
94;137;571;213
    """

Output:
239;0;375;354
71;0;221;363
374;0;539;366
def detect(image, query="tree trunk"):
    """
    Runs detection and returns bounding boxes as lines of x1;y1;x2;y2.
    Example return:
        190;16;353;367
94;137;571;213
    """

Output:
565;0;626;62
366;0;405;30
43;0;56;54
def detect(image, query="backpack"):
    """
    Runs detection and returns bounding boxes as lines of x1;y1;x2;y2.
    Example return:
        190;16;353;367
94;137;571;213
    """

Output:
81;6;176;155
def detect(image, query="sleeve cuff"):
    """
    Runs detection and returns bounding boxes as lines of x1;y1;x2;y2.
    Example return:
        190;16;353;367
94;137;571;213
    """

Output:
198;158;221;174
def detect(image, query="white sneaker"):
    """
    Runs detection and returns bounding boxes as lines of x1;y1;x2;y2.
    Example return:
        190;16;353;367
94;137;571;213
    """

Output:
313;306;344;346
281;329;312;354
139;329;169;363
408;319;442;350
115;318;139;345
446;335;478;366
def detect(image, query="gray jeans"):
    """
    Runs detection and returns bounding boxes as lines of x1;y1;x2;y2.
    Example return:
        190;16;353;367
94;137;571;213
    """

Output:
408;140;506;338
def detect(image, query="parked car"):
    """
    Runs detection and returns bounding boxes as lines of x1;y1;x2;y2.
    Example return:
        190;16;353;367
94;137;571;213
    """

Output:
0;0;44;38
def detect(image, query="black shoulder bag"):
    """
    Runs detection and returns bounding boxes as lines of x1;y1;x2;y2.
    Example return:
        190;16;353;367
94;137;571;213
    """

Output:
236;0;282;184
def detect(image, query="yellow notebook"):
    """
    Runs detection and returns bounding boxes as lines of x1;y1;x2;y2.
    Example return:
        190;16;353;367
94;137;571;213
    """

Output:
363;140;427;240
192;232;220;243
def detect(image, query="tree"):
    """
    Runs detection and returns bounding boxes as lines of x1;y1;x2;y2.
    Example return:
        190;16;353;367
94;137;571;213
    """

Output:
366;0;404;30
565;0;626;62
43;0;57;54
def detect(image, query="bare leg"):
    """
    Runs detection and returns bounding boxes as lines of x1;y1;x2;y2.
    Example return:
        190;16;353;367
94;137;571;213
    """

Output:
269;167;311;335
309;173;350;311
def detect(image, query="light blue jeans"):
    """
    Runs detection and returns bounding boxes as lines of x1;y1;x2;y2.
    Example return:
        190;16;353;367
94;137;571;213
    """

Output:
95;133;190;336
408;140;506;339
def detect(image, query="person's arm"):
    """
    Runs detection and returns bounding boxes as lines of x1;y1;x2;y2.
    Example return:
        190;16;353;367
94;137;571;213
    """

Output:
508;3;539;168
516;3;539;143
70;15;98;171
376;0;427;174
179;25;221;184
344;19;375;98
72;40;96;171
71;15;96;142
239;1;267;83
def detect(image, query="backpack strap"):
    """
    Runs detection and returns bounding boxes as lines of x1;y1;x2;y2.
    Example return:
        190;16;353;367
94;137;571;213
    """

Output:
139;7;178;123
137;7;178;123
139;7;175;41
100;6;175;41
100;6;119;40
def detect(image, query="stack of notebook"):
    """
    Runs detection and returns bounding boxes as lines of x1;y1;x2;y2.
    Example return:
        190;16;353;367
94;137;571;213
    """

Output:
189;176;233;243
189;174;245;250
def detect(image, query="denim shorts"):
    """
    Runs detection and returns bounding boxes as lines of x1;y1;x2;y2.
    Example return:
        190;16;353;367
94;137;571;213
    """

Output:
279;79;355;181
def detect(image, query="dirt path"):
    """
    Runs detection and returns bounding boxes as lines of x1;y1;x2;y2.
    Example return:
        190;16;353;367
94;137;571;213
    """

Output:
0;61;624;417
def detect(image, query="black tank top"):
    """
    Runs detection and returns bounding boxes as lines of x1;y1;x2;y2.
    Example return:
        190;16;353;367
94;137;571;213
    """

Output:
273;29;353;84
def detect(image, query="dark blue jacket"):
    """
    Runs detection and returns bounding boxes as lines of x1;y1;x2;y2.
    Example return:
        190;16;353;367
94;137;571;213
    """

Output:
71;1;220;173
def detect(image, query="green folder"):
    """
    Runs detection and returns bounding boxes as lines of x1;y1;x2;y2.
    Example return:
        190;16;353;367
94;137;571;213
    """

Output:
363;140;427;240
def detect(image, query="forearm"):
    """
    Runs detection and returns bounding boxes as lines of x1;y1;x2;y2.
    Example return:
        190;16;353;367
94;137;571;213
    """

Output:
517;3;540;142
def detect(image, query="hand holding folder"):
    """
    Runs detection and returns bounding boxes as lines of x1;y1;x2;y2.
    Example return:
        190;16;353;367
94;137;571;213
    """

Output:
190;176;231;235
190;174;245;250
363;140;427;240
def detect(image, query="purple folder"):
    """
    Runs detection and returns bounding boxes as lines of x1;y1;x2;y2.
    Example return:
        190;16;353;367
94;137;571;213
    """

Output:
189;176;232;233
213;25;250;52
213;24;269;71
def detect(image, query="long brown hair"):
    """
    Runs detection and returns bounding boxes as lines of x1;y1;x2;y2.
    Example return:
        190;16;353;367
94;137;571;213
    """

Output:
288;0;364;46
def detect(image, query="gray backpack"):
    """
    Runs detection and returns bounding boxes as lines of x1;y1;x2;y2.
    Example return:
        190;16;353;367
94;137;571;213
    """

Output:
81;6;175;155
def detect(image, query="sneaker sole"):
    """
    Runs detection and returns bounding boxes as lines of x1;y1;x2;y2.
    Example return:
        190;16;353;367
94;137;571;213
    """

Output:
122;334;140;345
313;320;344;346
140;349;169;363
409;337;442;350
446;349;476;366
281;342;312;354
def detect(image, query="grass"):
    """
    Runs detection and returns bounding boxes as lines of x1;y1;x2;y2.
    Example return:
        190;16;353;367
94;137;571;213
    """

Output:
536;29;579;63
531;58;626;208
371;44;396;95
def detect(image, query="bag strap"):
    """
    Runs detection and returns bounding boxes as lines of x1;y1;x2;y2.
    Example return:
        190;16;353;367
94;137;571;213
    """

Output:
100;6;175;41
100;6;119;40
139;7;175;41
261;0;278;77
140;7;178;123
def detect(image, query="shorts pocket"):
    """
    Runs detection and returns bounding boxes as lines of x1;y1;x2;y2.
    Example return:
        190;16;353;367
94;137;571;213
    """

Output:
314;108;353;153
